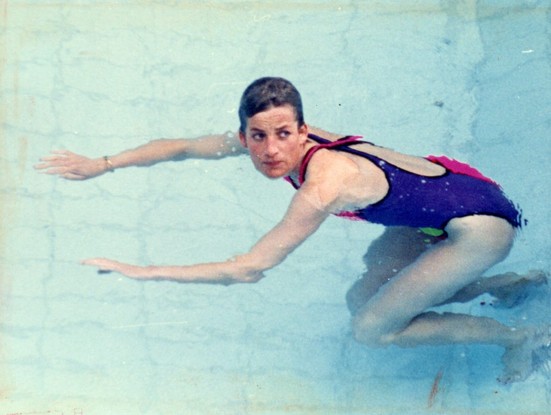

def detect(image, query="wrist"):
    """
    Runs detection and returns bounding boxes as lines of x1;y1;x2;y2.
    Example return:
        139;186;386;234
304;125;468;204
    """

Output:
103;156;115;172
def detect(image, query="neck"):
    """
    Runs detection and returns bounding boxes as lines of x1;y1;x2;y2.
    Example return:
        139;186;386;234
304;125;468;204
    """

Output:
287;139;318;182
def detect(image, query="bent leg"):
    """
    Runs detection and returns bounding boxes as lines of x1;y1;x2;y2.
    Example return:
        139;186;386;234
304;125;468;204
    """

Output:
350;217;551;382
346;227;441;315
441;270;548;307
389;311;526;347
352;216;521;348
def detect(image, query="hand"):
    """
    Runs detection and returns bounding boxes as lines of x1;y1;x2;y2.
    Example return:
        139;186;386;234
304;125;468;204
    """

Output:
232;270;265;284
81;258;152;279
34;150;107;180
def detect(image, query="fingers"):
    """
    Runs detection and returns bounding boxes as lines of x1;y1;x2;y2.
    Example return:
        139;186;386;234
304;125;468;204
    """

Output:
34;153;70;171
34;165;86;180
35;165;64;174
43;149;78;159
63;173;87;180
82;259;117;275
81;258;147;279
50;149;76;156
35;149;82;166
37;150;75;162
34;159;61;170
81;258;117;268
38;155;65;163
34;150;94;180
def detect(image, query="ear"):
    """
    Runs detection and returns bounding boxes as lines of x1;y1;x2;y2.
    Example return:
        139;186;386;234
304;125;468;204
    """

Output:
298;123;309;141
238;131;248;148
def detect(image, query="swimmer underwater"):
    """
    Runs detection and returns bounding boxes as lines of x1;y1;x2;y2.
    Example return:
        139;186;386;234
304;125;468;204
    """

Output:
36;77;549;383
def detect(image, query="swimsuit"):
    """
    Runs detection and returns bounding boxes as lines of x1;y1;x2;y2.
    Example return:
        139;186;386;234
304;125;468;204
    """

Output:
285;134;523;231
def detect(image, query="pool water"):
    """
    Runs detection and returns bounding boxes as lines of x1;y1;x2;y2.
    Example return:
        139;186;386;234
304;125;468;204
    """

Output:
1;1;550;414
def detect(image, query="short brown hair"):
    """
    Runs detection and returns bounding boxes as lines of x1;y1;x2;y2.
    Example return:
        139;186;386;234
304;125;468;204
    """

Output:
238;77;304;133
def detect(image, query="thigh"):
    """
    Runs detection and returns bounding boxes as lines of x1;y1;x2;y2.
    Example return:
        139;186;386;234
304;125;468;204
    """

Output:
362;226;441;274
354;216;515;337
346;226;441;314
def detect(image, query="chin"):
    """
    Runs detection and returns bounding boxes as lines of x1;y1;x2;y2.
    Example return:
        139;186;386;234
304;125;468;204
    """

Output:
257;167;288;179
263;171;286;179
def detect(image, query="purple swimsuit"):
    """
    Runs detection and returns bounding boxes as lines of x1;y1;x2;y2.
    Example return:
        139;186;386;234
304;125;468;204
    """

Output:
285;134;523;230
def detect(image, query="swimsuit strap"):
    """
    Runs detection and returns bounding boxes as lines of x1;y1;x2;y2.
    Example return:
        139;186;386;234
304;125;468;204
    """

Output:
296;134;368;185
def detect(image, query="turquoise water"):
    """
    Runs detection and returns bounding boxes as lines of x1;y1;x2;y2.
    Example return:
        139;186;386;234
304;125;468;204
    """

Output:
1;1;550;414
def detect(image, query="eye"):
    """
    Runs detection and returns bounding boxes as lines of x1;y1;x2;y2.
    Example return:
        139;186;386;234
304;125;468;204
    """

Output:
251;132;266;141
278;130;291;139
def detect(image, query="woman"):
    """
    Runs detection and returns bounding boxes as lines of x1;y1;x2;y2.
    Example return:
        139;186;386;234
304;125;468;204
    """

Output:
36;77;548;383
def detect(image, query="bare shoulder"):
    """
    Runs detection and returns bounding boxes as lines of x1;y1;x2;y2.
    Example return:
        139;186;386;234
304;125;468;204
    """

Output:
299;148;365;212
302;144;394;211
308;126;443;176
307;147;359;181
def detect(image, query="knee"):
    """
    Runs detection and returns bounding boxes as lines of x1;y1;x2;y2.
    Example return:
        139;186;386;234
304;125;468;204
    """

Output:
345;277;378;316
346;272;398;316
351;311;395;347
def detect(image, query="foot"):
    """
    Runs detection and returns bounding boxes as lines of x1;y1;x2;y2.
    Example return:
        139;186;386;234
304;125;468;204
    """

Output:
499;326;551;384
490;270;548;308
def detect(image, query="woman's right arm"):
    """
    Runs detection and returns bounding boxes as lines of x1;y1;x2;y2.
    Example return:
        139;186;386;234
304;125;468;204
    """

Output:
34;131;247;180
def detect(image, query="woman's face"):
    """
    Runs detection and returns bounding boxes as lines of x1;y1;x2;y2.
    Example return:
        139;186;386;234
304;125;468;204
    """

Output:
239;105;309;179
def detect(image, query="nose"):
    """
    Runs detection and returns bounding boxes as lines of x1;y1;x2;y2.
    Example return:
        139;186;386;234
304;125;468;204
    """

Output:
264;136;279;157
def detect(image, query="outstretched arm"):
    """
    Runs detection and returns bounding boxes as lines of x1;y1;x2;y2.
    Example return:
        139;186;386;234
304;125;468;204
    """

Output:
34;131;246;180
82;188;331;285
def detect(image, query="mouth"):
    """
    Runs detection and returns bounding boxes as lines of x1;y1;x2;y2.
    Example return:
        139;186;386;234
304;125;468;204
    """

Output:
263;161;284;168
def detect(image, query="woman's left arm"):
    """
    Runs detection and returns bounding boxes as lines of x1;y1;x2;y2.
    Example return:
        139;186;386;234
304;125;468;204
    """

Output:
81;188;331;285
